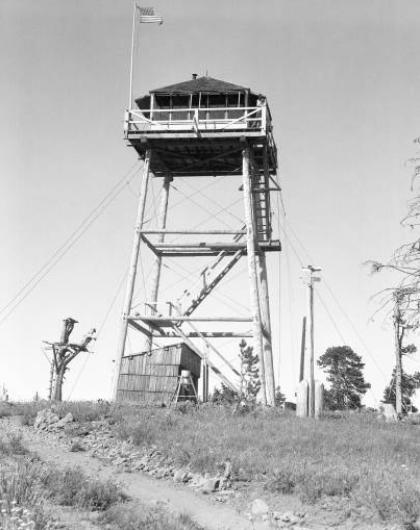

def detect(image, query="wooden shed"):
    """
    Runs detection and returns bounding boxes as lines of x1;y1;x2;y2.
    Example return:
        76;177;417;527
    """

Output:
116;342;201;404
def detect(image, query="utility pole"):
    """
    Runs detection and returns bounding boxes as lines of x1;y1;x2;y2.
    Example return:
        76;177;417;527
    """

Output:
302;265;321;418
299;316;307;383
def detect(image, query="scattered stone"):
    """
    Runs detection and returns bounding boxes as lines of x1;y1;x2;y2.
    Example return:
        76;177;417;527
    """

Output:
34;409;59;429
69;439;85;452
153;468;167;479
276;511;300;524
250;498;270;517
200;477;220;494
54;412;73;429
173;469;190;483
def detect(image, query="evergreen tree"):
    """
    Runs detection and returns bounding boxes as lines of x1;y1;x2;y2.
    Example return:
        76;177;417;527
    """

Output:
211;383;239;405
239;340;261;404
211;341;262;406
383;369;420;412
274;386;286;407
317;346;371;410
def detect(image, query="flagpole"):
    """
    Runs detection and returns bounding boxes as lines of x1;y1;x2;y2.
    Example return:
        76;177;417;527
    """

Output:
128;2;138;110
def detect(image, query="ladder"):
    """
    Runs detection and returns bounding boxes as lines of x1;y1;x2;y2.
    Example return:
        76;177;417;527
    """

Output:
252;168;271;243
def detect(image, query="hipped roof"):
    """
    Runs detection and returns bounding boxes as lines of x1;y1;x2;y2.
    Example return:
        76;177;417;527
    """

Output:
150;76;252;95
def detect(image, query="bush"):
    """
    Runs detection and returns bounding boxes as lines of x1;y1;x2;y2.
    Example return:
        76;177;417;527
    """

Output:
0;403;13;419
0;460;51;529
0;434;28;456
41;466;127;511
99;502;202;530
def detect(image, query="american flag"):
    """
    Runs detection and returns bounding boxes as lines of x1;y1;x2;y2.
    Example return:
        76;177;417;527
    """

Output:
138;6;163;24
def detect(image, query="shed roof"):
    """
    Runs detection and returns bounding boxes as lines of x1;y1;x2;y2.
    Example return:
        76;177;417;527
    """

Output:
150;76;251;95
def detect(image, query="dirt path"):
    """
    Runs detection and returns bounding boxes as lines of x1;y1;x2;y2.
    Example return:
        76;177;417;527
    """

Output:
4;419;273;530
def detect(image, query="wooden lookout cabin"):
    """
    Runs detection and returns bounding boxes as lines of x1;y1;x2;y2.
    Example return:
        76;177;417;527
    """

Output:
116;342;201;404
124;74;277;179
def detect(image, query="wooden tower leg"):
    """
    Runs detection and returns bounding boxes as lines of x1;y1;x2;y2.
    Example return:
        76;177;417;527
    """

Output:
257;253;275;406
113;150;152;400
242;146;267;405
202;346;209;402
147;175;172;351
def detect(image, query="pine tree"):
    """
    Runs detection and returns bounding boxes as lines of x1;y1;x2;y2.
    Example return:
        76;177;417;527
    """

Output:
274;386;286;407
211;383;239;405
383;369;420;412
239;340;261;404
318;346;370;410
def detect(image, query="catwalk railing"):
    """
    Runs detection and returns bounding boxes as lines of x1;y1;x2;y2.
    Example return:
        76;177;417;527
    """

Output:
124;105;271;135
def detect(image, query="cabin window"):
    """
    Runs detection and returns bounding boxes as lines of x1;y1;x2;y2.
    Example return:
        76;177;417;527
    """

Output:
226;92;244;120
154;95;170;121
171;95;189;120
191;94;199;108
208;94;225;120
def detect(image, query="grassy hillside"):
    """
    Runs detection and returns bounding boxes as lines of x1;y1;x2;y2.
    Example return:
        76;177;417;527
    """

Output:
5;401;420;527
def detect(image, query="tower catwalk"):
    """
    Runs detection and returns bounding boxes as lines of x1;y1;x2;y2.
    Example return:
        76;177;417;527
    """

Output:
114;75;281;405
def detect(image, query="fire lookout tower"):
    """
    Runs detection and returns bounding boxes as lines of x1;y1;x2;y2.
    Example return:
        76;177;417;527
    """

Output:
114;75;281;405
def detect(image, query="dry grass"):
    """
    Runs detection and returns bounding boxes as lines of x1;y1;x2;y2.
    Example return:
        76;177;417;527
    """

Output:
5;401;420;526
40;466;127;511
0;432;126;528
12;400;113;426
98;502;202;530
0;459;52;529
0;402;14;419
0;428;201;529
113;405;420;526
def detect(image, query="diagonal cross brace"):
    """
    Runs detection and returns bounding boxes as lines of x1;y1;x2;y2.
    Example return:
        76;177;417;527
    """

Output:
169;322;239;393
183;319;241;378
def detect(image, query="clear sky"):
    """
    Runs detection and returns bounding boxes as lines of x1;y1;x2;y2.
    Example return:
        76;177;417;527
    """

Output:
1;0;420;406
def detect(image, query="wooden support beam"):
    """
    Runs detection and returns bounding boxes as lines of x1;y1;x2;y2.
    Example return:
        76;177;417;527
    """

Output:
242;146;267;405
128;131;265;141
169;323;239;392
140;237;280;257
142;230;246;235
147;175;171;351
155;242;248;250
127;319;152;337
257;252;275;406
148;331;253;338
155;250;242;257
131;316;252;323
113;152;152;401
140;234;160;256
183;251;242;317
155;244;280;257
182;319;241;377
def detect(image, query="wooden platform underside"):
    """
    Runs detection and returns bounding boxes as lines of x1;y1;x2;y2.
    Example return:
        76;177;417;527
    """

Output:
126;136;277;177
140;236;281;257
